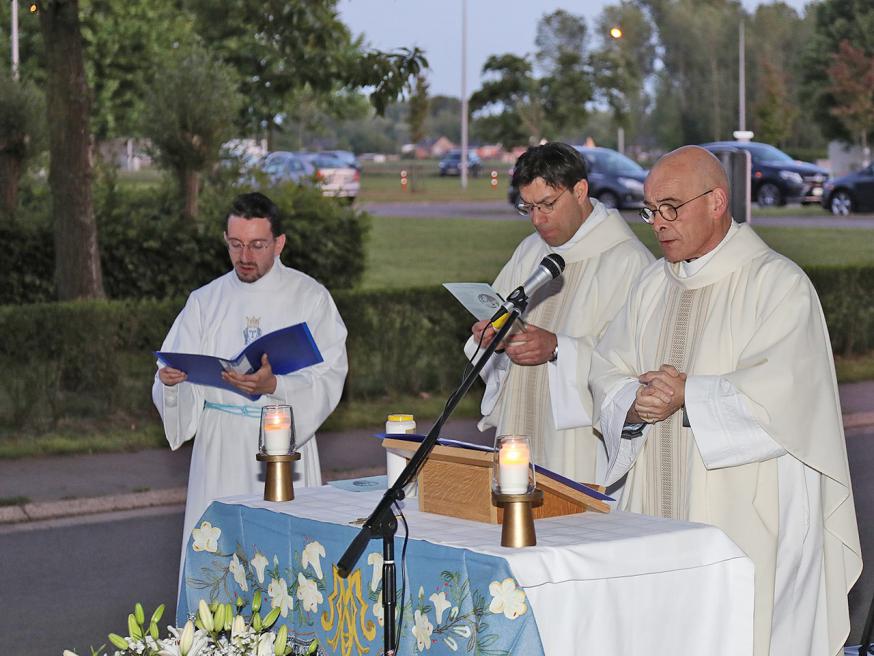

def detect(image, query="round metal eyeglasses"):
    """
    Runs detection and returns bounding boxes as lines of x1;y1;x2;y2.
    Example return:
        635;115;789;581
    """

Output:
516;188;569;217
639;188;714;224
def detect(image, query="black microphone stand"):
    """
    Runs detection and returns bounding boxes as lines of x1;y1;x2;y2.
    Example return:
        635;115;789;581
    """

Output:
336;303;524;656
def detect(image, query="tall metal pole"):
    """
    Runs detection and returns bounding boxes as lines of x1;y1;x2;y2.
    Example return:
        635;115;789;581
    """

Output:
11;0;20;80
460;0;469;190
738;20;745;133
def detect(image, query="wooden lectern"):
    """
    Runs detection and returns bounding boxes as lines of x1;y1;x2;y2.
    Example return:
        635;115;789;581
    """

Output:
383;438;610;524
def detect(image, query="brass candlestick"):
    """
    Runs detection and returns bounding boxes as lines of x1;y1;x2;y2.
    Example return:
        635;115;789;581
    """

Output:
492;488;544;547
256;452;301;502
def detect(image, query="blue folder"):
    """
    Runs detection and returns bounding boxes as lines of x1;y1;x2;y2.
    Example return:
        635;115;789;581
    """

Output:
156;322;323;400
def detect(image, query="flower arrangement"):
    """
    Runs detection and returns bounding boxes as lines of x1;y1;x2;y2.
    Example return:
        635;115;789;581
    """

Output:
63;596;319;656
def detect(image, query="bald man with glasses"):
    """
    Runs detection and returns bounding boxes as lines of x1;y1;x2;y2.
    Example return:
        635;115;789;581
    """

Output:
590;146;860;656
464;141;652;484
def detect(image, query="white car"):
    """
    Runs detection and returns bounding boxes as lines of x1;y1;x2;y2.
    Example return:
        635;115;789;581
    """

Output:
301;153;360;202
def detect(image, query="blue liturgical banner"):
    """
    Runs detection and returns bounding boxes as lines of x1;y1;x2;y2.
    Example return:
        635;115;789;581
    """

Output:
179;498;545;656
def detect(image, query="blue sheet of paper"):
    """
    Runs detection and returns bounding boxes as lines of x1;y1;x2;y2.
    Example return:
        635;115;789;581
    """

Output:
155;322;323;400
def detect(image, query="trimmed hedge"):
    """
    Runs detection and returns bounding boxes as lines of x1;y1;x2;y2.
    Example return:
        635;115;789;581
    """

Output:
1;266;872;434
0;177;369;304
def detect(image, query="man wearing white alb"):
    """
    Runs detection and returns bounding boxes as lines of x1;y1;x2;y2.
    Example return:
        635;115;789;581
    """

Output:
152;192;348;564
465;142;652;483
589;146;860;656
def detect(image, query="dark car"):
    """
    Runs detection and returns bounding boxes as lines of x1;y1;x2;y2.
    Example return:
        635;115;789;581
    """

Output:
821;163;874;215
700;141;829;208
439;150;482;177
507;146;647;210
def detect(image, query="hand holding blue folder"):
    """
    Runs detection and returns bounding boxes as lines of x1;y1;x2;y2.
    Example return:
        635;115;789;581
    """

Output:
156;322;323;400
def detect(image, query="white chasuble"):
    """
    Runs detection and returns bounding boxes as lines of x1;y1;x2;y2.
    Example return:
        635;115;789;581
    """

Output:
467;200;653;483
152;260;348;568
590;223;861;656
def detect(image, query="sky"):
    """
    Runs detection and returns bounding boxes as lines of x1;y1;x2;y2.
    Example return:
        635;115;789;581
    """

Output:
337;0;811;98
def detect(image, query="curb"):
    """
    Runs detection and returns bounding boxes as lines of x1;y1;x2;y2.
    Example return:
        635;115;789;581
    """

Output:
0;487;187;525
844;412;874;431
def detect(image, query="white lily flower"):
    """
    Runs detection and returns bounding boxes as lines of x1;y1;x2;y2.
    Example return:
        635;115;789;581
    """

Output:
296;572;324;612
250;552;269;584
301;541;326;580
256;632;275;656
63;651;80;656
228;553;248;592
197;600;214;632
418;585;425;599
267;576;294;617
231;614;247;639
411;609;434;651
191;521;221;552
488;578;527;619
429;591;451;624
366;552;384;592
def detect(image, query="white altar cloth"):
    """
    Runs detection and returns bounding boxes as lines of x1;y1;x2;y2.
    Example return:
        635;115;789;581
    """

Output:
225;486;754;655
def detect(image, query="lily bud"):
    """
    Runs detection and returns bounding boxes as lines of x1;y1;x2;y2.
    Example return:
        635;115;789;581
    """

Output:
262;607;281;629
150;603;166;625
108;633;129;650
180;620;195;656
274;624;288;655
232;613;246;638
252;590;262;613
198;599;215;632
127;613;143;640
213;603;225;633
134;602;145;625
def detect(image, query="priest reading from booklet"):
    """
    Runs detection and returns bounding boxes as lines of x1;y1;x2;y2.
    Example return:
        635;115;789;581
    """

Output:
589;146;861;656
152;192;348;565
465;142;652;483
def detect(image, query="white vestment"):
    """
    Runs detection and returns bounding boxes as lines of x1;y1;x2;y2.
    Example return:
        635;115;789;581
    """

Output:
152;259;348;559
590;223;861;656
466;200;653;482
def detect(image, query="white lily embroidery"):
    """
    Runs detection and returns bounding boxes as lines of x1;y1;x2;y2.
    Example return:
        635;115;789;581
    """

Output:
296;572;324;612
451;625;471;637
228;553;248;592
250;552;268;584
429;591;451;624
373;591;385;627
411;609;434;651
488;578;527;620
367;552;384;592
301;541;326;580
443;636;458;652
191;521;221;553
267;576;294;617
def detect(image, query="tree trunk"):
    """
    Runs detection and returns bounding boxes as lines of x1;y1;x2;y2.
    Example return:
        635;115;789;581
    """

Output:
181;168;200;221
0;152;21;215
39;0;104;300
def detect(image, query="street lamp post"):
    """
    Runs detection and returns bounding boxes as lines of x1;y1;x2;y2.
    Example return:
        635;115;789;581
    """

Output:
460;0;468;190
733;20;754;142
11;0;20;80
609;25;624;154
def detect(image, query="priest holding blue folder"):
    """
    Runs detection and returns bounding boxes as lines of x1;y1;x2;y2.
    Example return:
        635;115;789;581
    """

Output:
152;192;348;563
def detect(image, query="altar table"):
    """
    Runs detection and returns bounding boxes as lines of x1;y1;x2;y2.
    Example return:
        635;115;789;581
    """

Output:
179;484;753;655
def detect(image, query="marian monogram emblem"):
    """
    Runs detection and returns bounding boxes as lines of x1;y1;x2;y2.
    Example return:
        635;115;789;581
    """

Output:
243;316;262;344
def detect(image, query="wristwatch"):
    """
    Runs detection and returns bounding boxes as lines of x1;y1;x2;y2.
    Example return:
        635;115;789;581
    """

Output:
548;344;558;362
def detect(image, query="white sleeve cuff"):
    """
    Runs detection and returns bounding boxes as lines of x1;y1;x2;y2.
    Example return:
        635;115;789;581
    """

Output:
599;379;649;486
685;375;786;469
548;333;592;429
464;335;510;417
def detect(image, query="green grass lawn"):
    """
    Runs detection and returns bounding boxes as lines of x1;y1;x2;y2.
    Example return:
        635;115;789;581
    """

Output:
359;160;511;202
361;215;874;290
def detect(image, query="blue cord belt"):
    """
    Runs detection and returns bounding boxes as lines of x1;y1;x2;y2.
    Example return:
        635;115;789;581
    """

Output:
203;401;261;419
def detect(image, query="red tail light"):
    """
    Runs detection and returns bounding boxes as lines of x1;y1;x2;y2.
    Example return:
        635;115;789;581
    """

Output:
315;169;324;181
353;170;361;182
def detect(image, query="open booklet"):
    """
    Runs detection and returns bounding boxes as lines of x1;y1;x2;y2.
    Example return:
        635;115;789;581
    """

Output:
442;282;505;321
156;322;323;401
374;432;614;502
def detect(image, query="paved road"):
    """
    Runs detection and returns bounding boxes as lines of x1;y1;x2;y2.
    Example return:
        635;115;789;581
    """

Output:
360;200;874;229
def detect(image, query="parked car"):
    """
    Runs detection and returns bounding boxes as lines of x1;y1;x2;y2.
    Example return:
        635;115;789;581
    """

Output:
439;150;482;177
319;149;361;171
821;163;874;215
258;151;315;185
301;153;361;202
507;146;647;210
700;141;829;207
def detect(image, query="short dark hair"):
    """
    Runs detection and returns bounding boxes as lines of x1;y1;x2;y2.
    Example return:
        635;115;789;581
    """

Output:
511;142;589;191
226;192;283;236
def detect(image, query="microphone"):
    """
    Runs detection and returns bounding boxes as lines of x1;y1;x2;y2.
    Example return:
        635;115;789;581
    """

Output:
491;254;565;329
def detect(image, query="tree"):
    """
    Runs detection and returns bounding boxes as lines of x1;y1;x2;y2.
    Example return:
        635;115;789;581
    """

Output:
0;70;45;214
408;74;430;145
753;61;797;146
38;0;104;300
186;0;427;144
535;10;594;137
470;54;544;147
142;46;243;220
802;0;874;143
826;40;874;164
